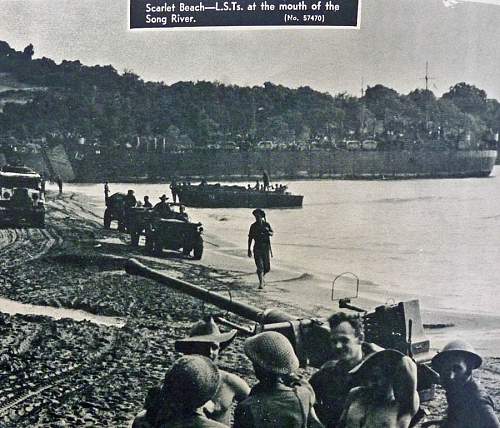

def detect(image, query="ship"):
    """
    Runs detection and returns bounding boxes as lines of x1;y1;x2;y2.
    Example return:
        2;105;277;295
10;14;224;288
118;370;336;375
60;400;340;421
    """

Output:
174;183;304;208
2;143;497;182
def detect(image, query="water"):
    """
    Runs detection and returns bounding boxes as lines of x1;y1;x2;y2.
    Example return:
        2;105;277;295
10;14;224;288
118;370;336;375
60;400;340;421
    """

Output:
0;297;125;327
62;166;500;318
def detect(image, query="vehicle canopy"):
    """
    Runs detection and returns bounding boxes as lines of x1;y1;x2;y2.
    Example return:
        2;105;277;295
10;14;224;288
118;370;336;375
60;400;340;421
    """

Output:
0;171;42;191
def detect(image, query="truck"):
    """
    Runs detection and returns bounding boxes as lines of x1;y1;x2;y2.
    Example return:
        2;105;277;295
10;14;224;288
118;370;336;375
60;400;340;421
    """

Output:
0;165;45;228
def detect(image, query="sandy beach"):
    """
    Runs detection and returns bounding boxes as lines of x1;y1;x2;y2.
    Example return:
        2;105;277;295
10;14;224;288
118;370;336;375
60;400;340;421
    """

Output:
0;189;498;427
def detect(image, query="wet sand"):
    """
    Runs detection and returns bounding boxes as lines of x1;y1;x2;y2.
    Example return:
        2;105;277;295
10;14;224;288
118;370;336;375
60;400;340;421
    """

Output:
0;190;498;426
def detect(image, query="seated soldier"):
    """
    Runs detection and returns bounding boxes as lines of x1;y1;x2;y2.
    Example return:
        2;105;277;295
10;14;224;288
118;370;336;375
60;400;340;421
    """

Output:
155;355;228;428
175;317;250;425
310;312;381;428
125;189;137;209
153;194;172;218
424;340;500;428
338;349;419;428
234;331;323;428
177;205;189;222
143;195;152;208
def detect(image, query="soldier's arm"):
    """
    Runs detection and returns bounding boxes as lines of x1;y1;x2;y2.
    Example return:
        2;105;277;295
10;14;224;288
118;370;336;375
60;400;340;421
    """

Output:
225;372;250;402
476;397;500;428
248;226;254;256
393;356;420;418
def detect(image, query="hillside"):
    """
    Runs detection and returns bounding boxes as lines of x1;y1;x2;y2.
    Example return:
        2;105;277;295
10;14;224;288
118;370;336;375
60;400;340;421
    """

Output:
0;72;45;112
0;39;499;179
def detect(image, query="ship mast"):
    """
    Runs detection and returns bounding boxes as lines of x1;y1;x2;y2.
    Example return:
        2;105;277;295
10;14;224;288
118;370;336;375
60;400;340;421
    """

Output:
359;77;365;137
423;61;433;91
421;62;434;131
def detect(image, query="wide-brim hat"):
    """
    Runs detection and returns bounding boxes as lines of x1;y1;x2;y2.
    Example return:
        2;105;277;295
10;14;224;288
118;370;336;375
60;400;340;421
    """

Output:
252;208;266;218
349;349;405;377
175;317;237;354
244;331;299;375
163;355;220;409
159;194;169;201
431;339;482;371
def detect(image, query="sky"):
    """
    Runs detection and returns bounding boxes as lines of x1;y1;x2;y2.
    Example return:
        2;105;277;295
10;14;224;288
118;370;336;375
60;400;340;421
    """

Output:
1;0;500;99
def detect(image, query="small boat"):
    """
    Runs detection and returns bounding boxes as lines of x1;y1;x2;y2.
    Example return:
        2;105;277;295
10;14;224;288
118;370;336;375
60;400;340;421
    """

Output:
175;183;303;208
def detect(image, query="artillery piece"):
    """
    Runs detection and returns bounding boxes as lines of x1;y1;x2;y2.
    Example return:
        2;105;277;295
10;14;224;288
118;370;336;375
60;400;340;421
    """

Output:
125;259;438;400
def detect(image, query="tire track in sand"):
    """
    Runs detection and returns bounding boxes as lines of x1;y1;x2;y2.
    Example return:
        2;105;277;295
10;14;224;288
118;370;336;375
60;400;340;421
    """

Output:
0;227;56;271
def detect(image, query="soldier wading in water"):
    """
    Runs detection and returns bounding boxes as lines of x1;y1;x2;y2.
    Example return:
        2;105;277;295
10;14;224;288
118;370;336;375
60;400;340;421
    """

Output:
247;209;273;289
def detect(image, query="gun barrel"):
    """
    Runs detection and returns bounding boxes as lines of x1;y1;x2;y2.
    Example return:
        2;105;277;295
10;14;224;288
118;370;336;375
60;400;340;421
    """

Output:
125;258;293;323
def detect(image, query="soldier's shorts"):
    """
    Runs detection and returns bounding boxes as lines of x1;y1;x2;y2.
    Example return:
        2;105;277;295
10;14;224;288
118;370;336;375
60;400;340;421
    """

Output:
254;247;270;274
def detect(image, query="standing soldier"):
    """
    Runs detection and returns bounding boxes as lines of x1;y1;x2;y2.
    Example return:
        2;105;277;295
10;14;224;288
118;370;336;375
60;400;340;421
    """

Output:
247;209;273;289
170;179;178;203
263;170;270;191
104;181;110;202
55;175;63;195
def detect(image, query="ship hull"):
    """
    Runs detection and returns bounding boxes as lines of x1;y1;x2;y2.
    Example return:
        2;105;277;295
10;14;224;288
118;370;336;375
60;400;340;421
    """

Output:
159;148;498;181
13;146;496;182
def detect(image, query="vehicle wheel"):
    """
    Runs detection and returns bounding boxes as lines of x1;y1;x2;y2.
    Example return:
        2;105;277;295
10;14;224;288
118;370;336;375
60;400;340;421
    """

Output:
130;231;140;247
182;243;192;256
145;235;154;254
34;214;45;228
193;237;203;260
153;240;163;256
104;209;111;229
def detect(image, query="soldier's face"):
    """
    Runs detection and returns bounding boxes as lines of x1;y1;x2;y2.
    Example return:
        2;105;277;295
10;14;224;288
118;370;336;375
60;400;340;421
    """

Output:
330;321;363;364
438;354;470;390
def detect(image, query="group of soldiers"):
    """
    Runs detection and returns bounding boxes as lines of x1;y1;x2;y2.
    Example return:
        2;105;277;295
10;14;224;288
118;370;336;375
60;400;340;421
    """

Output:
131;311;499;428
104;183;189;221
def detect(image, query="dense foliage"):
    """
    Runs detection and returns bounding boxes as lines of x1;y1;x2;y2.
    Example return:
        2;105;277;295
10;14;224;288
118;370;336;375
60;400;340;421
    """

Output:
0;40;499;149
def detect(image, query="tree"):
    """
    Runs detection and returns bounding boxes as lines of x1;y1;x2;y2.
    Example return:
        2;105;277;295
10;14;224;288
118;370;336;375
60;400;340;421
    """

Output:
442;83;487;115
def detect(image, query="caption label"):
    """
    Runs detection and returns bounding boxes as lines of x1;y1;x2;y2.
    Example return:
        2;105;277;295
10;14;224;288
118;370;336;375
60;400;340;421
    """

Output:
130;0;359;28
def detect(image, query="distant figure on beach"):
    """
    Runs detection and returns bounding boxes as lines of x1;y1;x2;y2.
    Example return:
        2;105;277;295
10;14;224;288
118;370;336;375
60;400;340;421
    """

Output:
253;180;260;191
155;355;228;428
143;195;152;208
55;175;63;195
263;170;270;191
104;181;110;202
425;340;500;428
40;174;46;195
247;209;273;289
310;312;381;428
170;179;178;203
339;349;419;428
234;331;322;428
175;316;250;425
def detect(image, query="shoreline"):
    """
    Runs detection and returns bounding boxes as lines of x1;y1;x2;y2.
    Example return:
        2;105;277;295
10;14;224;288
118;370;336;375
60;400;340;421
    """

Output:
0;189;498;426
42;186;500;356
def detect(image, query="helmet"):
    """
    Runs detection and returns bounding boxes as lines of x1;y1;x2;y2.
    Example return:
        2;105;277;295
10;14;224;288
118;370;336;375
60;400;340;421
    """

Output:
432;339;482;371
244;331;299;375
